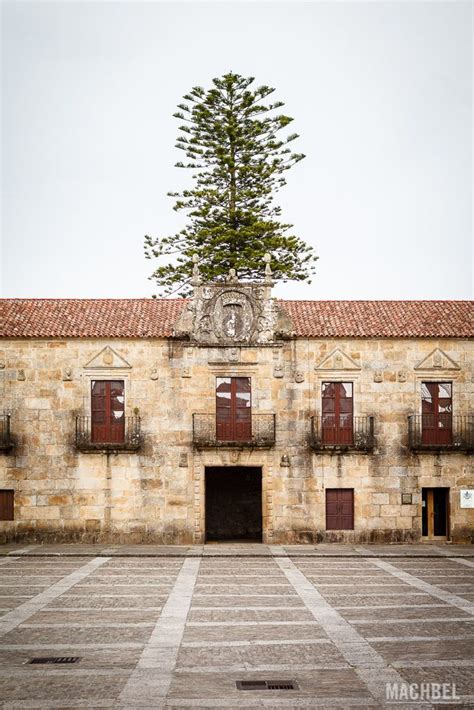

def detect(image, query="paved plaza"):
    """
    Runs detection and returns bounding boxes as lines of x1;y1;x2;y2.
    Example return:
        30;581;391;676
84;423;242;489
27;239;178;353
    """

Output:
0;544;473;709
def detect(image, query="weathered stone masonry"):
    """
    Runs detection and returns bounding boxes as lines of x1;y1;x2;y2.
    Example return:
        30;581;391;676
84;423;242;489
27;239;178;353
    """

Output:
0;278;472;544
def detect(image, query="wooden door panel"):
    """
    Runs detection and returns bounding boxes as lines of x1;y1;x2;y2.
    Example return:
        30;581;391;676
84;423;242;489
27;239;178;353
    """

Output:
422;488;448;539
421;383;452;445
91;380;124;443
216;377;251;441
322;383;353;445
326;489;354;530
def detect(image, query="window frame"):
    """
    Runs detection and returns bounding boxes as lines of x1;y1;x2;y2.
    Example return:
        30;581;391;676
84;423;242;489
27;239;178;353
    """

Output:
215;376;252;442
321;381;354;446
90;379;126;444
420;381;453;446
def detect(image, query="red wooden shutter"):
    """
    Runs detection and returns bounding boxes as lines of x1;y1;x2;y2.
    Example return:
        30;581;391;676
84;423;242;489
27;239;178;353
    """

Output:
91;380;125;443
322;383;353;445
421;383;452;445
216;377;251;441
0;490;14;520
325;489;339;530
326;489;354;530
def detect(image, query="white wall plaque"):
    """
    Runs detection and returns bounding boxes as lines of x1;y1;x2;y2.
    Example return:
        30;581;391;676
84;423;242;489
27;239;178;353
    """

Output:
460;490;474;509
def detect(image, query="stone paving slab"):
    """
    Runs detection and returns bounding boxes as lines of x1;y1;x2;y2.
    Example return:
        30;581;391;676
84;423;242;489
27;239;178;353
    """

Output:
0;552;473;708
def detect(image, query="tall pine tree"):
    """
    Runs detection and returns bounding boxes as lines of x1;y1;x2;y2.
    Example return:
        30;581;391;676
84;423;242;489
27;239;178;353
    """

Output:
145;72;318;296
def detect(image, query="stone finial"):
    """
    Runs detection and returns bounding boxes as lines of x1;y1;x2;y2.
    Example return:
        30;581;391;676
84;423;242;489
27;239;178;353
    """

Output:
225;267;238;283
191;254;201;286
263;253;273;283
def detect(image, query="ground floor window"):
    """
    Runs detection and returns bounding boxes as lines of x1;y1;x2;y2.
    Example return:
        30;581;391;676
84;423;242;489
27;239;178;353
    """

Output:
326;488;354;530
0;490;14;520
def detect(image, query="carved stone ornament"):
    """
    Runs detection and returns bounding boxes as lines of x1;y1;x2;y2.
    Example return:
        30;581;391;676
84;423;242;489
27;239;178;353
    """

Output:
230;450;240;463
294;370;304;383
315;348;361;371
280;454;290;467
63;368;73;381
414;348;460;372
273;364;284;378
397;370;407;383
150;369;159;381
214;290;253;341
102;347;114;365
228;348;240;363
172;268;295;346
374;371;383;383
178;453;188;468
17;369;26;381
173;304;194;339
84;346;131;370
0;360;5;369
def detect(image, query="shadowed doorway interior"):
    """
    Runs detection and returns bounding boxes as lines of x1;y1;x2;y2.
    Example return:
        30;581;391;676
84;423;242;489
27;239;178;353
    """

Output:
205;467;262;542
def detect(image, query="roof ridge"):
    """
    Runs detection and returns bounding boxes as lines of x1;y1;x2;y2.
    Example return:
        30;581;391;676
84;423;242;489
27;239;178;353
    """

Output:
1;297;472;304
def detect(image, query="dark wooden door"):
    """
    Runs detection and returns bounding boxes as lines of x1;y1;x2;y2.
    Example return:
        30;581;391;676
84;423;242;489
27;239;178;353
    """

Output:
422;488;448;538
326;489;354;530
322;382;353;445
421;383;452;445
0;490;14;520
91;380;125;443
216;377;251;442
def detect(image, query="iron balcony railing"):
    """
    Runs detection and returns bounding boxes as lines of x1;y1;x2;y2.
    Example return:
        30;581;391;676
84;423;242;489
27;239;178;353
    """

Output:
310;415;375;452
408;415;473;452
0;414;13;451
75;415;142;452
192;413;276;448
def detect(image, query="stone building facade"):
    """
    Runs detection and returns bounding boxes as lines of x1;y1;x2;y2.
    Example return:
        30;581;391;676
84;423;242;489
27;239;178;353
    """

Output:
0;274;472;544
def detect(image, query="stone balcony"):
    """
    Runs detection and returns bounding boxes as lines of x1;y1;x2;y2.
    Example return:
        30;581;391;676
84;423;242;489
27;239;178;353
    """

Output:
408;414;473;453
192;413;276;449
74;415;142;453
310;415;375;453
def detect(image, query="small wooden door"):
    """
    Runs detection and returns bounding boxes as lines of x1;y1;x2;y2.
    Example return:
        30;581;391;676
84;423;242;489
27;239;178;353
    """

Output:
0;490;14;520
422;488;449;539
421;383;452;445
216;377;251;442
91;380;125;443
326;489;354;530
322;382;353;445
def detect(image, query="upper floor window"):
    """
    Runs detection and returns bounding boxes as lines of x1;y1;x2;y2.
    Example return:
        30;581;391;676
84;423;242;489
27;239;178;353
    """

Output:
421;382;452;445
322;382;353;445
216;377;251;442
91;380;125;444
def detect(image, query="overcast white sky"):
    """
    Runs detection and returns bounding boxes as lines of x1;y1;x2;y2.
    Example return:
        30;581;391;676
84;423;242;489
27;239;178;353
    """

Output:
1;1;472;300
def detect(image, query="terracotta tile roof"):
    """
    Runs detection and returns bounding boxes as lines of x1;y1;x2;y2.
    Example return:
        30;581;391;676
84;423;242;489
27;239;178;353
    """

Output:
279;300;473;338
0;298;472;339
0;299;185;338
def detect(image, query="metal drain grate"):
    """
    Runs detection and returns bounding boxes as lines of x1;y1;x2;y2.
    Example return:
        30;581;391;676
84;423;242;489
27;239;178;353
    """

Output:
27;657;81;665
236;680;299;691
